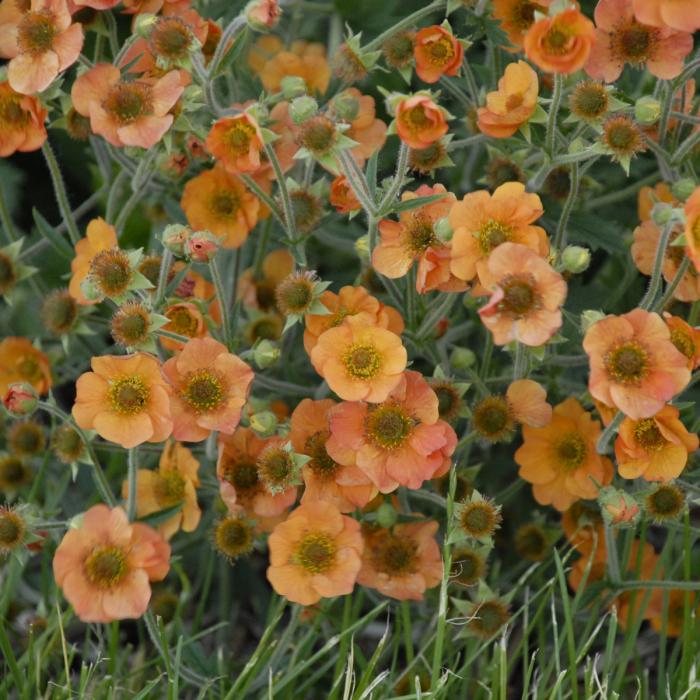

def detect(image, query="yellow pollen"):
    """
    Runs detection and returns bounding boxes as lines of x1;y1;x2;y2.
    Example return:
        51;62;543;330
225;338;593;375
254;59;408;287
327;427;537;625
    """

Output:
295;532;336;573
604;342;649;385
633;418;666;452
614;23;656;63
544;25;572;54
670;329;695;360
407;214;435;254
478;219;512;254
343;343;382;380
154;470;186;506
102;82;152;126
555;432;587;471
84;546;128;589
426;36;455;66
401;105;430;132
17;10;57;54
366;405;413;449
209;189;240;219
182;369;225;413
166;306;199;337
304;430;338;478
372;535;417;575
109;375;149;415
225;121;256;156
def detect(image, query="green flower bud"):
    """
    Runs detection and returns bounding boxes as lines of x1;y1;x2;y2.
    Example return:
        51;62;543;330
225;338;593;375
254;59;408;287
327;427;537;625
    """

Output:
134;12;158;38
561;245;591;274
354;235;370;263
161;224;191;257
634;96;661;125
253;339;280;369
290;96;319;125
376;502;398;528
249;410;278;437
331;91;360;122
651;202;673;227
280;76;307;100
450;347;476;371
580;310;606;333
434;216;453;242
598;487;640;528
672;178;697;202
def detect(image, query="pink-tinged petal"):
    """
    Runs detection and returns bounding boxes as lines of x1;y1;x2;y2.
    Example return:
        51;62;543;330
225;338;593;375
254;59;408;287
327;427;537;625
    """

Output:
101;570;151;620
328;402;367;450
117;115;173;149
608;384;662;420
584;31;621;83
646;32;693;80
151;70;185;115
0;23;18;58
8;51;59;94
660;2;700;32
53;22;83;70
71;63;119;115
594;0;634;30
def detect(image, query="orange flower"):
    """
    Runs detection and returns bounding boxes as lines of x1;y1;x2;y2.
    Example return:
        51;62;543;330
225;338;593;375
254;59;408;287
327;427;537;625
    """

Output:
205;113;264;175
515;397;614;511
267;501;364;605
524;8;595;74
72;353;173;448
449;182;549;285
290;399;377;513
583;309;690;419
561;501;604;553
326;371;457;493
413;25;463;84
238;248;294;312
248;36;331;94
329;175;361;213
68;218;118;305
615;405;698;481
477;61;539;138
357;521;442;601
684;186;700;273
395;94;449;150
650;590;699;638
1;0;83;95
478;242;567;347
160;302;207;352
585;0;692;83
664;313;700;370
71;64;183;148
492;0;553;49
631;221;700;303
255;100;298;180
303;285;404;355
638;182;676;222
217;427;297;521
162;337;254;443
122;441;201;540
181;166;260;249
0;81;47;156
0;337;52;396
310;315;407;403
632;0;700;32
333;89;387;167
53;505;170;623
373;184;466;293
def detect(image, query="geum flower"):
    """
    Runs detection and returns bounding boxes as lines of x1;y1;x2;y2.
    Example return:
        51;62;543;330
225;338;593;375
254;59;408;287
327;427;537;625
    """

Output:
205;112;265;175
0;81;47;156
326;370;457;493
583;308;690;419
162;337;254;443
585;0;692;83
0;0;83;95
664;314;700;370
71;64;183;148
53;505;170;623
632;0;700;33
68;217;118;305
413;25;463;84
395;94;449;150
492;0;553;50
684;186;700;273
0;337;52;397
72;353;173;449
477;242;567;347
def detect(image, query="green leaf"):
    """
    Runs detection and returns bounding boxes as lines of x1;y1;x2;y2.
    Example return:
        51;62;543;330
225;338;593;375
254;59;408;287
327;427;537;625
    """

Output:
138;502;183;527
32;208;73;259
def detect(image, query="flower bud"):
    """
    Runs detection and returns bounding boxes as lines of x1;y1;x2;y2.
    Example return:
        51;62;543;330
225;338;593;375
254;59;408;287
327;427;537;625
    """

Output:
651;202;673;227
161;224;191;257
634;96;661;125
450;347;476;371
245;0;280;31
290;96;318;125
434;216;453;243
249;410;278;437
185;230;220;263
561;245;591;274
580;309;606;333
280;76;307;100
3;383;38;418
376;502;398;528
354;235;370;263
672;178;697;202
331;91;360;122
134;12;158;38
253;339;280;368
598;487;640;527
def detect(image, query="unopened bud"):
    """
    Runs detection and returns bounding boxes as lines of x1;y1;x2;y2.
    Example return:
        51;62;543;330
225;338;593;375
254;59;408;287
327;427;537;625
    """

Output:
290;96;318;125
185;230;220;263
280;76;307;100
598;487;640;527
253;339;280;368
376;502;398;528
134;12;157;38
245;0;280;31
249;410;278;437
561;245;591;274
450;347;476;371
672;178;697;202
434;216;453;242
161;224;191;257
581;309;606;333
3;383;38;417
651;202;673;226
634;96;661;125
354;235;370;263
331;92;360;122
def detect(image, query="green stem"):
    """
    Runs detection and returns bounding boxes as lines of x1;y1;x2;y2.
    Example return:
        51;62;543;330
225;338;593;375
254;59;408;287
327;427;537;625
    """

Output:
596;412;623;454
364;0;446;52
401;601;415;667
653;256;690;311
671;127;700;165
378;143;409;214
336;150;377;218
553;162;580;254
604;523;621;584
42;141;80;244
447;134;486;151
545;74;564;157
127;448;138;521
154;249;173;309
240;174;285;227
614;579;700;591
210;257;233;349
0;180;17;243
512;342;528;380
639;221;674;309
253;218;273;277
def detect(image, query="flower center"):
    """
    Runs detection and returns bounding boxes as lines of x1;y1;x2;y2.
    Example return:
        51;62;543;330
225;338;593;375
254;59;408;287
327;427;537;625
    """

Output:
500;276;538;316
0;512;23;549
647;485;684;517
295;532;336;573
225;121;256;156
604;341;649;384
401;105;429;132
670;329;695;361
290;191;322;232
372;535;417;575
304;430;339;479
103;82;152;126
555;432;587;471
0;94;29;127
407;214;436;254
42;290;78;334
365;405;413;450
544;25;572;54
109;376;150;415
166;306;199;337
426;36;454;66
223;459;260;494
257;447;295;492
214;516;253;558
511;1;539;30
615;23;655;62
210;189;240;219
471;600;510;636
0;457;26;485
472;396;512;440
151;17;193;61
571;82;609;120
343;343;382;380
633;418;666;452
89;248;132;297
17;11;57;54
478;219;512;254
154;470;186;506
276;278;314;314
460;502;499;536
299;116;337;155
17;354;41;381
182;369;225;413
84;546;128;589
113;306;149;345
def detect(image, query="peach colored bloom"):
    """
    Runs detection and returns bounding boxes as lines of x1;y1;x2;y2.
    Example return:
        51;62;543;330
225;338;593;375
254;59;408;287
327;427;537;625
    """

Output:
395;94;449;150
69;218;118;305
664;313;700;370
515;397;614;511
122;441;201;540
326;371;457;493
181;166;260;249
631;221;700;303
478;61;539;138
357;521;442;601
53;505;170;623
492;0;553;49
72;353;173;448
290;399;377;513
0;337;52;396
449;182;549;285
303;286;404;356
205;113;264;175
71;64;183;148
329;175;361;214
373;184;466;293
162;337;254;443
651;590;699;638
247;0;280;29
160;302;207;353
585;0;692;83
310;315;407;403
413;25;463;84
267;501;364;605
238;248;294;312
0;0;83;95
0;81;47;155
524;8;595;74
615;405;698;481
478;242;567;347
684;186;700;273
217;428;297;520
632;0;700;32
583;309;690;419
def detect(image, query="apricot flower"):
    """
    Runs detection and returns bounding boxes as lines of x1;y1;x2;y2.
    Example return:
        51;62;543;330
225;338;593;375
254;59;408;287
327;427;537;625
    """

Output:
69;218;118;306
413;25;463;84
395;94;449;150
0;337;52;397
0;82;47;156
664;314;700;370
632;0;700;32
205;112;265;175
492;0;553;49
